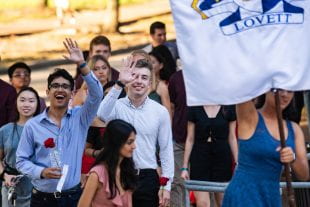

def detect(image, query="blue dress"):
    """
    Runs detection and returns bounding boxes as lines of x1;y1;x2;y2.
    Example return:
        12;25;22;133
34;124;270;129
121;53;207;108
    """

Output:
222;113;295;207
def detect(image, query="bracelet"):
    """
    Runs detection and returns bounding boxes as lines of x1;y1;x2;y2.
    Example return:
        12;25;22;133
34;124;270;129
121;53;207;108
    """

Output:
115;80;125;88
180;167;188;171
292;152;296;163
78;62;87;69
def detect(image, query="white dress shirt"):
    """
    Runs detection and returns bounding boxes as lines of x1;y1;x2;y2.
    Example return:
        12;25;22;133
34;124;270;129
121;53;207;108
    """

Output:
97;86;174;190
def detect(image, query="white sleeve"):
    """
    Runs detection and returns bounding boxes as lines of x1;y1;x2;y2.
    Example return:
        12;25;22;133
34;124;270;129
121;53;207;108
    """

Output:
158;108;174;191
97;86;122;122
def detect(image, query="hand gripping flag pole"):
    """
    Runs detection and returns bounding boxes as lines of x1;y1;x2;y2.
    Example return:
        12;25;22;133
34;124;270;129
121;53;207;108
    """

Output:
273;89;296;207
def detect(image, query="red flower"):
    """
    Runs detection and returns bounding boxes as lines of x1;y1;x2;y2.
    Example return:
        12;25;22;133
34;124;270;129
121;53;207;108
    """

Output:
44;138;55;148
159;177;169;186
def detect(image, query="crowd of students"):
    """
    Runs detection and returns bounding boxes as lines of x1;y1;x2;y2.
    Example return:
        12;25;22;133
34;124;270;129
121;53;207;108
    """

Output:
0;20;309;207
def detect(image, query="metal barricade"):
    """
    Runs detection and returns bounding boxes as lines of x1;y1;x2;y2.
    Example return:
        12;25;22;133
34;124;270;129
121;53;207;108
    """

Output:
183;180;310;207
293;152;310;207
183;153;310;207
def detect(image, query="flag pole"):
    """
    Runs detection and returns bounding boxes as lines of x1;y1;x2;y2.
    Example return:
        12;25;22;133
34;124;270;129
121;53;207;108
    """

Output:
273;89;296;207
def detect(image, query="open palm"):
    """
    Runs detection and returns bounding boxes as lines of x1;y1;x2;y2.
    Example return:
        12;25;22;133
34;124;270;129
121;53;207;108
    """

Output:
119;56;137;84
63;38;84;64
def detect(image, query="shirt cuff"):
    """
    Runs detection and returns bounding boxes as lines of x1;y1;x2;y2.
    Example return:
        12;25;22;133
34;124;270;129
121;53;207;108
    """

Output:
34;166;45;179
163;179;172;191
109;86;122;98
82;71;99;83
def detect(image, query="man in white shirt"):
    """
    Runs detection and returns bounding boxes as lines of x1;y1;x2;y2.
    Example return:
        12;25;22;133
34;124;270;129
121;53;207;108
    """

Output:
97;57;174;207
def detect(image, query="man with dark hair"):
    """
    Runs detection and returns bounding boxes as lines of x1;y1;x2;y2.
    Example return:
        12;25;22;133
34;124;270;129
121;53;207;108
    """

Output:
75;35;119;90
16;39;103;207
97;58;174;207
150;21;166;47
143;21;179;61
89;35;111;59
89;35;119;80
7;62;46;112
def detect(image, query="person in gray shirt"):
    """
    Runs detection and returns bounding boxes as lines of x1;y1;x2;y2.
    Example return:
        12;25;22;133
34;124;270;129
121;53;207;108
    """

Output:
97;57;174;207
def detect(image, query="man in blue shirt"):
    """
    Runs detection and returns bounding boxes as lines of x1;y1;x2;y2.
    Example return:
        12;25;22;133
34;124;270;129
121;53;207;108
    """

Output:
16;38;103;207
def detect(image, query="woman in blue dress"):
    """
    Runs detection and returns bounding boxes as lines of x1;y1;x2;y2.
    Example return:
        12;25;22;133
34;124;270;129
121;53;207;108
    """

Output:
222;90;309;207
0;87;40;207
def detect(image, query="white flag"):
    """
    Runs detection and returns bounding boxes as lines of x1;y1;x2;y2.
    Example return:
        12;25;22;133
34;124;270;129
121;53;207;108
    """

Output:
170;0;310;105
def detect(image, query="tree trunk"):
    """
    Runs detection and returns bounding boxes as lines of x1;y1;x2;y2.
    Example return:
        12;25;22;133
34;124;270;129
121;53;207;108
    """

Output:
42;0;49;8
103;0;120;33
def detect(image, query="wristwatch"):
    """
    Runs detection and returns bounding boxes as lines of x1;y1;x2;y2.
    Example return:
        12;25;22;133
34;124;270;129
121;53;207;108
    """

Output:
115;80;125;88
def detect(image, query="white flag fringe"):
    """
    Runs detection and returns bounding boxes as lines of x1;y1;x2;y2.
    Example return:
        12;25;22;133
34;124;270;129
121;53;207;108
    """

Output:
169;0;310;105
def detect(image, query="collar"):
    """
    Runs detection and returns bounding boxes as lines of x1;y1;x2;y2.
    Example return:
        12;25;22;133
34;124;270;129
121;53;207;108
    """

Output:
124;96;149;109
39;107;72;122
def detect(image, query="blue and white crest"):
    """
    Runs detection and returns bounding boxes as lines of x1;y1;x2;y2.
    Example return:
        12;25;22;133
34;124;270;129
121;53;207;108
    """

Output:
192;0;304;35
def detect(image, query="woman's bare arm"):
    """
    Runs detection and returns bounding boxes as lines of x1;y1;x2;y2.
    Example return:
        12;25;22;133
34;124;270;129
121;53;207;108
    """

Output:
236;100;258;140
228;121;238;163
77;172;100;207
158;81;172;119
291;122;309;181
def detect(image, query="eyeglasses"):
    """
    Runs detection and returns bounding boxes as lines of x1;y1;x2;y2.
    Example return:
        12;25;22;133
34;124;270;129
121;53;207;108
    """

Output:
49;83;71;90
12;72;30;78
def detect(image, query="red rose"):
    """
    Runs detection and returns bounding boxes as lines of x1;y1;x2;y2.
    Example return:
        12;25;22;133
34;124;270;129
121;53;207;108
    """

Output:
159;177;169;186
44;138;55;148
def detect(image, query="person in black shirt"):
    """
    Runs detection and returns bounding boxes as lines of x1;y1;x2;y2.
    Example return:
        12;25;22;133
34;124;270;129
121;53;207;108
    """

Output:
181;105;238;207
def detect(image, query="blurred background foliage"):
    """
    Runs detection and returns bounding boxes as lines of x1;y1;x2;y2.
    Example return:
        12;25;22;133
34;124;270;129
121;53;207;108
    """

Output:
0;0;146;10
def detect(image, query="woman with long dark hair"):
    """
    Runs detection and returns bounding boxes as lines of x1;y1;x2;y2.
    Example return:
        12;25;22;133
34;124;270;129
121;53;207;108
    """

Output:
222;90;309;206
78;119;137;207
0;87;40;207
151;45;176;81
148;50;172;118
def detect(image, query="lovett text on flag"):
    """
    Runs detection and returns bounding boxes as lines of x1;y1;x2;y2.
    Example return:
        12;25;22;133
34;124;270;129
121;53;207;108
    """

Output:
169;0;310;105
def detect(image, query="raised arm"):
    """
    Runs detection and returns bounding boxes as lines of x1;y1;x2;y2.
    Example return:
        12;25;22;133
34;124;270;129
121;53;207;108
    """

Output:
71;83;87;107
236;100;258;139
63;38;103;126
63;38;90;76
97;86;121;122
97;56;137;122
